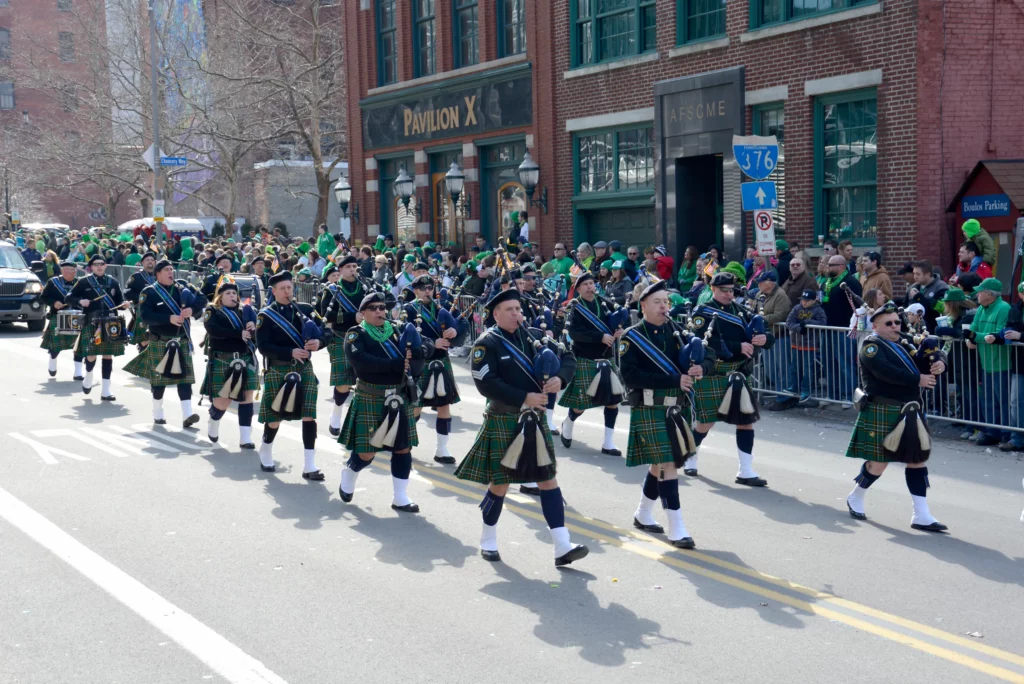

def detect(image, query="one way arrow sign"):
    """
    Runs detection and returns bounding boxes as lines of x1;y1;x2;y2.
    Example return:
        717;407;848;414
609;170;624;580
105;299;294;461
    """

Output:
741;182;778;211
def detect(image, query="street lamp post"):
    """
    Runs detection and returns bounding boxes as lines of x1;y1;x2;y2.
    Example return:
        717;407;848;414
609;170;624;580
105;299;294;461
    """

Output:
148;0;164;245
517;151;548;214
393;166;420;218
334;175;359;223
443;162;471;217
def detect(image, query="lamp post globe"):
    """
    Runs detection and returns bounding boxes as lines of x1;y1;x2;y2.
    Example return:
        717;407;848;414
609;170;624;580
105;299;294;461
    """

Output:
334;176;352;214
394;166;414;208
517;151;540;199
444;162;465;203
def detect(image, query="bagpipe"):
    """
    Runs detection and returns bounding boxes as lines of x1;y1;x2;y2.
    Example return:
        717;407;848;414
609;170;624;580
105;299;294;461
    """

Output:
155;284;202;380
211;303;261;404
367;311;434;452
269;314;324;421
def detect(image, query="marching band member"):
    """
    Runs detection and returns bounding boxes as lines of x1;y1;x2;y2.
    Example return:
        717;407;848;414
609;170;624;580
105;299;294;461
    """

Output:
255;270;329;478
619;281;711;548
249;256;270;290
844;302;948;531
688;271;774;486
517;264;561;437
70;254;129;400
202;253;235;299
39;260;83;379
406;274;463;464
454;289;589;566
201;279;259;449
314;256;364;437
338;292;426;512
125;259;207;426
558;271;625;456
124;251;158;348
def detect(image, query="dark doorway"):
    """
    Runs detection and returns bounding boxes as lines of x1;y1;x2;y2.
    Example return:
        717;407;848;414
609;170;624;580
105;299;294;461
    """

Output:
676;154;723;252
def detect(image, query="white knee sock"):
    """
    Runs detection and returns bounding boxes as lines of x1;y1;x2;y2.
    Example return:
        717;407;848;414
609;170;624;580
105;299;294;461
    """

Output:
239;425;252;444
634;492;659;526
561;415;575;440
47;357;57;373
546;408;558;430
152;398;164;422
340;466;359;494
181;399;193;418
208;418;220;440
330;402;343;430
685;453;699;470
737;451;758;479
665;509;691;542
435;433;451;456
603;427;616;450
392;476;411;506
550;526;574;558
847;485;868;514
101;378;111;396
911;495;938;525
74;360;83;377
258;441;274;468
303;449;317;473
83;370;93;390
480;522;498;552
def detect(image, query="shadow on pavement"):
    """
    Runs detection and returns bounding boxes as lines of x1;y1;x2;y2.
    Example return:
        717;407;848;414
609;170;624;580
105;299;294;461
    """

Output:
59;400;131;424
263;475;343;531
480;564;686;666
702;476;857;535
343;505;477;572
33;379;86;397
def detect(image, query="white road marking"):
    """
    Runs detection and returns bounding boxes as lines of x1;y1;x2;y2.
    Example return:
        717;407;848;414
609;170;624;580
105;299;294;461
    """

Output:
81;427;159;455
114;425;202;452
0;486;289;684
8;432;90;465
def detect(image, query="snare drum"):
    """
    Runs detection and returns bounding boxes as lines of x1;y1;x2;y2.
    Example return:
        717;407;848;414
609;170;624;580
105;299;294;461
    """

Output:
96;313;128;343
56;309;86;336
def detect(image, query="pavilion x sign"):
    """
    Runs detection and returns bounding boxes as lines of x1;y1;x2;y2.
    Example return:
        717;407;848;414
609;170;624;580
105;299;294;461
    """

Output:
404;95;479;137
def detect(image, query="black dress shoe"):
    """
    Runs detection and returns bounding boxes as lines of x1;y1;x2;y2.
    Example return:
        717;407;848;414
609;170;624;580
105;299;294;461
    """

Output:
683;468;698;477
670;537;696;549
847;502;867;521
73;375;84;381
601;447;622;456
183;414;200;428
392;502;420;513
911;521;949;533
329;426;340;437
560;434;572;449
240;443;256;450
735;476;768;487
302;470;325;481
481;549;501;562
555;544;589;567
48;370;57;377
338;487;353;502
633;517;664;534
519;485;542;496
549;426;560;436
82;384;92;395
260;464;276;473
433;455;456;465
154;418;167;425
101;395;116;402
208;435;219;443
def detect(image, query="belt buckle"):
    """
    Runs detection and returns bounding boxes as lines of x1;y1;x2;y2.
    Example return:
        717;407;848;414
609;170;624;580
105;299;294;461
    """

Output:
643;389;654;407
664;395;677;407
384;388;395;398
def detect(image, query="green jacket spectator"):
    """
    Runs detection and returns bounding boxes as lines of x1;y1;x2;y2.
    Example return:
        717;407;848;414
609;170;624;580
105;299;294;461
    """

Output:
962;219;995;266
970;278;1011;372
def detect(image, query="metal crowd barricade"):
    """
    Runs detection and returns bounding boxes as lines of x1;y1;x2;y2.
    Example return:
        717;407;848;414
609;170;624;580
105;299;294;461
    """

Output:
751;322;1024;434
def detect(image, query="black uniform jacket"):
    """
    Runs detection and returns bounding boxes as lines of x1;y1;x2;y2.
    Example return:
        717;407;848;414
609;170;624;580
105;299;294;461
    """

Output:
316;279;364;335
202;271;232;299
692;299;775;373
139;282;207;338
256;300;329;362
470;325;576;409
125;269;156;305
619;320;715;391
859;332;945;404
344;324;408;386
69;273;125;320
203;305;252;354
41;276;77;317
566;295;614;360
405;299;461;361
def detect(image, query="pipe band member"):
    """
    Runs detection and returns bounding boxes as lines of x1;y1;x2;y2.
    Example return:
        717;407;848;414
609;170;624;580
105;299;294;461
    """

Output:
69;253;129;400
255;270;330;480
201;253;234;299
315;256;363;437
454;288;590;567
406;274;464;465
338;291;424;513
619;280;714;549
201;279;259;448
844;301;948;532
124;251;158;348
688;271;775;486
558;270;625;456
39;259;83;379
125;259;207;426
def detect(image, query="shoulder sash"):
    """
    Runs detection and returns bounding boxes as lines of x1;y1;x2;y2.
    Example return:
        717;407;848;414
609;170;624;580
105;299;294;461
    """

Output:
260;305;303;348
624;327;680;376
573;298;611;335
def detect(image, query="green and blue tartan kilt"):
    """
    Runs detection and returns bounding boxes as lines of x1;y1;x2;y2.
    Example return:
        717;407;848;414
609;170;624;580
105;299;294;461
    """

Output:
328;335;356;387
416;356;461;407
123;337;195;386
845;402;910;463
39;318;79;353
558;356;619;411
454;408;556;486
339;382;419;454
258;360;319;423
129;315;148;344
76;322;127;358
626;390;692;467
200;352;259;399
693;359;752;424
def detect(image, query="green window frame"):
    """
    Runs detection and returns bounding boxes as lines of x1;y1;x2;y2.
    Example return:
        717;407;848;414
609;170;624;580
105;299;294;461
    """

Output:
453;0;479;68
571;0;656;68
376;0;398;86
498;0;527;57
750;0;875;29
752;103;785;236
574;126;655;195
413;0;436;78
813;90;878;245
677;0;726;44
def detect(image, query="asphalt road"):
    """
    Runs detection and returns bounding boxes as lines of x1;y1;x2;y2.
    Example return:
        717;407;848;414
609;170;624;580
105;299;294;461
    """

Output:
1;322;1023;684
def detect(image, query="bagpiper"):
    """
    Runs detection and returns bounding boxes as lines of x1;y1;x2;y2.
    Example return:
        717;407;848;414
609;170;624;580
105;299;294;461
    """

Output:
619;281;712;548
201;253;234;299
558;271;626;456
406;274;465;465
338;291;427;512
517;263;562;438
255;270;329;479
249;256;270;290
200;278;259;449
69;254;129;400
124;251;158;348
39;260;83;380
454;288;590;566
124;259;207;426
844;301;949;531
688;271;774;486
314;256;363;437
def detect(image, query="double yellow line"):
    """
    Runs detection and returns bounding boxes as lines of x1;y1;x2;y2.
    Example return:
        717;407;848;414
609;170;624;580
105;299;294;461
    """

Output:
365;454;1024;683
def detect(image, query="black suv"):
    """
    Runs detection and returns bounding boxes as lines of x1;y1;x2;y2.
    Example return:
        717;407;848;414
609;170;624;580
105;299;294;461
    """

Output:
0;240;46;331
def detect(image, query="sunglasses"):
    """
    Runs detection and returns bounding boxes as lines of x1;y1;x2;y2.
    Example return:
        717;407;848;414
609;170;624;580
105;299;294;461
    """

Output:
881;320;899;327
364;304;387;312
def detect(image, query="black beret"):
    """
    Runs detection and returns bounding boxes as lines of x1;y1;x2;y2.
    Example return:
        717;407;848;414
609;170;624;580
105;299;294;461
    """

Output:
59;260;76;269
869;301;900;322
268;270;292;287
411;274;434;289
338;255;358;268
214;253;233;266
710;272;737;288
154;259;173;272
359;291;388;311
486;288;521;313
575;271;595;286
249;256;265;267
141;251;157;261
521;263;537;275
217;279;239;294
414;262;429;271
88;254;107;266
321;264;339;280
638;279;668;302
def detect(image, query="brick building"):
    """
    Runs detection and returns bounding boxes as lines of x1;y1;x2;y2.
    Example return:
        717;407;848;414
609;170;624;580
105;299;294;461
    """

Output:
344;0;1024;272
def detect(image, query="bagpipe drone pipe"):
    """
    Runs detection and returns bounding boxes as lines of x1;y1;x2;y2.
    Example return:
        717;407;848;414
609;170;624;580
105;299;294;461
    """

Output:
268;305;325;421
155;284;204;380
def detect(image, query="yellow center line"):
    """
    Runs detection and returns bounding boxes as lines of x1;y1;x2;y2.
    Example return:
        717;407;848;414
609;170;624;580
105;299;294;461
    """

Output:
363;457;1024;681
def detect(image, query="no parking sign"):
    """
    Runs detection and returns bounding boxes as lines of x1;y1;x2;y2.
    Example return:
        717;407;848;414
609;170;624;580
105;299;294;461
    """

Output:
754;210;776;256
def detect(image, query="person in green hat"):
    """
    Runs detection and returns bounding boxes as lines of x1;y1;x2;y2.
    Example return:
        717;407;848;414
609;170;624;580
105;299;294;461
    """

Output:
968;277;1011;445
394;253;416;295
961;219;995;266
774;239;793;286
